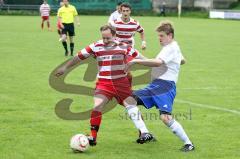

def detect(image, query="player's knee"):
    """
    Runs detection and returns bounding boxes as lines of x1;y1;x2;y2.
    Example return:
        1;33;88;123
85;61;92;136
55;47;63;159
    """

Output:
93;94;108;111
93;102;105;112
160;114;172;125
93;105;103;112
62;35;67;41
123;96;137;106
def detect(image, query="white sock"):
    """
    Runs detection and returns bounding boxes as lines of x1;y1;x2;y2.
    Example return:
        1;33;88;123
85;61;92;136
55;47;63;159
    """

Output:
126;105;149;134
168;119;192;145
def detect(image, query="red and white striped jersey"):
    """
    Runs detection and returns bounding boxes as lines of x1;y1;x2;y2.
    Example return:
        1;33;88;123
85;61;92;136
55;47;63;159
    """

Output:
40;4;50;17
110;17;144;46
77;40;140;80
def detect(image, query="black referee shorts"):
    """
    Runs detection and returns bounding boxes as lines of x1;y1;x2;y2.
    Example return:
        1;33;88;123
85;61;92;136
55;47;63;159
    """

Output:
62;23;75;37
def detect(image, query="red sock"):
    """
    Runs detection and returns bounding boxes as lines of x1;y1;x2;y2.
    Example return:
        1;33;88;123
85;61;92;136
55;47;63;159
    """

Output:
90;110;102;140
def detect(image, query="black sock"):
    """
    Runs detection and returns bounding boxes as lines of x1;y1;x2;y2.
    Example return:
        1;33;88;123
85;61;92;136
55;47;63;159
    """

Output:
70;43;74;56
62;41;68;56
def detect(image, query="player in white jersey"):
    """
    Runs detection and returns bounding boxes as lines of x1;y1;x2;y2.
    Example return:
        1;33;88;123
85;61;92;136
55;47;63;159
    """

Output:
125;21;195;152
108;2;122;24
39;0;51;31
110;2;146;50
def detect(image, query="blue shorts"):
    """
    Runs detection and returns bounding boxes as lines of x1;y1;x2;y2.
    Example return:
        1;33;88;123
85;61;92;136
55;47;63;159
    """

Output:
133;79;176;113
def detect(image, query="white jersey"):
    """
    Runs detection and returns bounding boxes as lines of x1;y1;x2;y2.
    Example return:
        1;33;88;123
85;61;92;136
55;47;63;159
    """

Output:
40;4;50;16
151;41;184;83
108;10;122;23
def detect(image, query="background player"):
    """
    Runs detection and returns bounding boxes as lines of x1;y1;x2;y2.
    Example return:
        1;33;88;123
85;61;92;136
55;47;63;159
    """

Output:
125;21;194;152
110;2;147;83
108;1;122;24
57;0;80;56
39;0;51;31
57;2;64;42
110;2;146;50
55;25;155;146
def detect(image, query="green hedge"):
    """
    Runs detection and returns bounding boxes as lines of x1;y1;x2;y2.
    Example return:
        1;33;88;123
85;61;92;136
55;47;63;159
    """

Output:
4;0;42;5
0;9;209;19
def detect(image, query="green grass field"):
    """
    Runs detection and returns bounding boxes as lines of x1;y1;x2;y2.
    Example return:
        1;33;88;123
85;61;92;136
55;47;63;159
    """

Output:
0;15;240;159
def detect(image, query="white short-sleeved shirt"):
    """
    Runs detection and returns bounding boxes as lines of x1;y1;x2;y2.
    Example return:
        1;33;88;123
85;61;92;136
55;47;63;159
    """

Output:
108;10;122;23
151;41;183;83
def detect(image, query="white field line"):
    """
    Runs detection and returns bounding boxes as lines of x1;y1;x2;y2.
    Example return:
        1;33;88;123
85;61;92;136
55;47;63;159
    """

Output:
178;87;236;90
175;99;240;116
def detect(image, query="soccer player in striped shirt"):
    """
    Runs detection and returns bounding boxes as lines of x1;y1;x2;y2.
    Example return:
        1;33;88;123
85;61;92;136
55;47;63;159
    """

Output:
39;0;51;31
55;25;155;146
110;2;146;84
110;2;146;50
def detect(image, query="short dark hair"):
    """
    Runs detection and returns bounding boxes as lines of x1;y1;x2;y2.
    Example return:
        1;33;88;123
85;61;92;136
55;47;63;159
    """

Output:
156;21;174;38
100;25;116;35
120;2;132;10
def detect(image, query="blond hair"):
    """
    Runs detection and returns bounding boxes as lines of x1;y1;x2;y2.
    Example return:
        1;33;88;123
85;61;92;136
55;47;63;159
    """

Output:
156;20;174;38
100;25;116;35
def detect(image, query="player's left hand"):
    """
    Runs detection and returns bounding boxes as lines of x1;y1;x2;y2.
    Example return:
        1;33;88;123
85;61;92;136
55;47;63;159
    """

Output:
141;41;146;50
77;22;80;27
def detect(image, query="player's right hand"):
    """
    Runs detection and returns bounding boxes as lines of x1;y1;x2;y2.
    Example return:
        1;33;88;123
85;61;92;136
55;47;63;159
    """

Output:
55;67;66;77
141;41;146;50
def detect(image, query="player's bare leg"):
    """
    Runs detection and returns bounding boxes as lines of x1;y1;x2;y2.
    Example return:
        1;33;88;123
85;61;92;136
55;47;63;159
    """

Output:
41;19;45;30
160;114;195;152
61;34;69;56
123;97;155;144
46;19;52;31
69;36;74;56
88;94;109;146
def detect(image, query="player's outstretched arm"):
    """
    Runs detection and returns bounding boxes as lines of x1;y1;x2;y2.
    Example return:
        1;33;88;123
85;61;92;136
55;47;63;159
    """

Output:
55;56;81;77
132;59;163;67
125;59;163;73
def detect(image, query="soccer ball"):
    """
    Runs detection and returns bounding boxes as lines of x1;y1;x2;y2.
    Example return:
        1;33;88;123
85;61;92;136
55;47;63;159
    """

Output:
70;134;89;152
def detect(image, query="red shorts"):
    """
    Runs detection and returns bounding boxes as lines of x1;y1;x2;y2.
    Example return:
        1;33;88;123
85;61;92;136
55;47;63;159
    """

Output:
42;16;49;21
94;77;132;105
127;73;132;84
